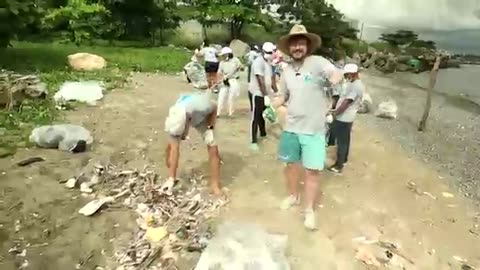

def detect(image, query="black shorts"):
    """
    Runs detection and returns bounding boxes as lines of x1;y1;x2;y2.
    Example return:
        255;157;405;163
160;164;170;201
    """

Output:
205;61;219;73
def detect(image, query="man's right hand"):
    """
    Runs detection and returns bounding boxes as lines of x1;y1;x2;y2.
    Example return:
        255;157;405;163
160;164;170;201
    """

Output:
264;96;271;107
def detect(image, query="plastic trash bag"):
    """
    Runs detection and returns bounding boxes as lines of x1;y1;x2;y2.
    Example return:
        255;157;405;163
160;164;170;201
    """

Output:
29;124;93;153
54;81;104;105
194;222;291;270
375;100;398;119
263;106;278;124
358;93;373;114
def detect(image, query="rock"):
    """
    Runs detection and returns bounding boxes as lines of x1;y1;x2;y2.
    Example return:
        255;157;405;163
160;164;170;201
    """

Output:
67;53;106;71
229;39;250;58
375;100;398;119
367;46;377;54
396;63;411;72
358;93;373;114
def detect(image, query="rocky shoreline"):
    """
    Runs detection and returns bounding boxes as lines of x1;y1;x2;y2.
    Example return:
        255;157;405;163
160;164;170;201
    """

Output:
360;70;480;206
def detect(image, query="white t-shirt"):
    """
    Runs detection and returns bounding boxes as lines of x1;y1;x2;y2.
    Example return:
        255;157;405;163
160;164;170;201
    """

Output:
201;47;218;63
335;79;364;123
246;51;259;65
249;56;272;97
218;57;242;79
280;55;337;135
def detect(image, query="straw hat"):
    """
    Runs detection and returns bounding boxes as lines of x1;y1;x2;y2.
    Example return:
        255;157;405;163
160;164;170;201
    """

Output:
277;24;322;56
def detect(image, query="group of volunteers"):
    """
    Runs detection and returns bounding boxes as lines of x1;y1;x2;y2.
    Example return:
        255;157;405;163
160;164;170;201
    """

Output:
165;24;365;230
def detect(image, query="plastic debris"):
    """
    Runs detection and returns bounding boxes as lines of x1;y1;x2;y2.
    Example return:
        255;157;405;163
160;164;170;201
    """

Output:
29;124;93;153
194;222;290;270
54;81;104;105
375;100;398;119
145;227;168;243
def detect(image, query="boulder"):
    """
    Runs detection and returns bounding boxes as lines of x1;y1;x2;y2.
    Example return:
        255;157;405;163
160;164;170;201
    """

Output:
67;53;106;71
229;39;250;58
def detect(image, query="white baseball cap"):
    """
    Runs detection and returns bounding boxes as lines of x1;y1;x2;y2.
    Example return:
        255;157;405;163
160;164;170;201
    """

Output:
220;47;233;55
262;42;276;53
343;63;359;74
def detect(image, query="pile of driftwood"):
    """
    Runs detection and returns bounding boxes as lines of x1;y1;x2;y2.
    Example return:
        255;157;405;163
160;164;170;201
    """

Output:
0;71;47;110
67;162;225;270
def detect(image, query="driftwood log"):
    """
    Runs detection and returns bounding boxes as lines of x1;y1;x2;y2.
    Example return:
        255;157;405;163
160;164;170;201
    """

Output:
0;71;47;110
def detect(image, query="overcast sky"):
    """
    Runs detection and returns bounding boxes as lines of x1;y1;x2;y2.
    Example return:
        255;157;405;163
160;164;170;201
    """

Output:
326;0;480;30
325;0;480;53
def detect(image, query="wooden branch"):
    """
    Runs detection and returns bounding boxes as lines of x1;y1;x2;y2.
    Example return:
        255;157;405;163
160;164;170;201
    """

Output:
418;56;441;132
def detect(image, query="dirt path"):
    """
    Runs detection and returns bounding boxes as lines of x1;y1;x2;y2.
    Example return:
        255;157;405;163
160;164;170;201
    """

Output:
0;73;479;270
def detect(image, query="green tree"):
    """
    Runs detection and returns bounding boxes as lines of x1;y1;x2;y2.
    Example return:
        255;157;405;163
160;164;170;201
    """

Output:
379;30;418;47
103;0;180;45
180;0;270;41
42;0;110;45
410;39;436;50
0;0;39;48
277;0;358;48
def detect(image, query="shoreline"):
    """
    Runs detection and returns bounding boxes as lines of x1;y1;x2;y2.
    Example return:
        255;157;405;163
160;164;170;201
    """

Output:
360;71;480;206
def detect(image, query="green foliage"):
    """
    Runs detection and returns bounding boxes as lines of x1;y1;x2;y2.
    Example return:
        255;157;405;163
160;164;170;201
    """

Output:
0;41;190;152
277;0;358;48
379;30;418;47
369;41;399;53
42;0;110;45
410;39;436;50
0;0;40;47
341;38;368;56
103;0;180;45
180;0;270;41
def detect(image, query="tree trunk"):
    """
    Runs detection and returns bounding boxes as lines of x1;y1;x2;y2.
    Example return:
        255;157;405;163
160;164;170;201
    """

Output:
230;20;244;40
418;56;441;132
202;25;208;42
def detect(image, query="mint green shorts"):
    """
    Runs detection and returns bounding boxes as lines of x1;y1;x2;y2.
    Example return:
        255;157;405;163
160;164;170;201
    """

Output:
278;131;326;170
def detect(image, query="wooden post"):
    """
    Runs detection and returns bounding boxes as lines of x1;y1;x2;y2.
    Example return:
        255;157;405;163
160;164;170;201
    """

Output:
418;56;441;132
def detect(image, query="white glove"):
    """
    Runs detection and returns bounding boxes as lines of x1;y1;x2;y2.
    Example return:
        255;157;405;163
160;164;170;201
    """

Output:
264;96;271;107
160;177;176;195
203;129;215;146
326;114;334;124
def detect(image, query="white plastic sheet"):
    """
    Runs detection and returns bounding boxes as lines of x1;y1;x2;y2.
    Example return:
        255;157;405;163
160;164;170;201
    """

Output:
195;222;291;270
29;124;93;152
375;100;398;119
54;81;104;105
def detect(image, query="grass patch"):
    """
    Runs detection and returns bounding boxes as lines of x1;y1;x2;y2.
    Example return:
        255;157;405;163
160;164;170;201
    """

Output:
0;41;190;156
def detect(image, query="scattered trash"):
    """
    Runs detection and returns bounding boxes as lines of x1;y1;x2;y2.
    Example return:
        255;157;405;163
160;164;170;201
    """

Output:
29;124;93;153
78;190;129;216
454;255;468;263
442;192;455;198
355;246;381;267
406;181;437;200
65;178;77;189
194;222;290;270
462;264;476;270
375;100;398;119
145;227;168;243
14;220;21;232
0;71;47;110
72;164;226;269
54;81;104;105
16;157;45;167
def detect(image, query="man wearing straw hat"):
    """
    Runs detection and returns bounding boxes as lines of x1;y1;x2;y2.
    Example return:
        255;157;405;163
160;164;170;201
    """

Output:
273;24;343;230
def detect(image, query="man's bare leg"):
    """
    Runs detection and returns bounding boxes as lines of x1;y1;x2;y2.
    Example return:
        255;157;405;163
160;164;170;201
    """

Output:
207;145;222;195
167;141;180;180
280;163;301;210
303;169;320;230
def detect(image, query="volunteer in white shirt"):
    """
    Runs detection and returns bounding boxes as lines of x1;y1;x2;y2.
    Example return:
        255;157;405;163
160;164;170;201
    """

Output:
248;42;275;151
200;41;220;90
217;47;243;117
